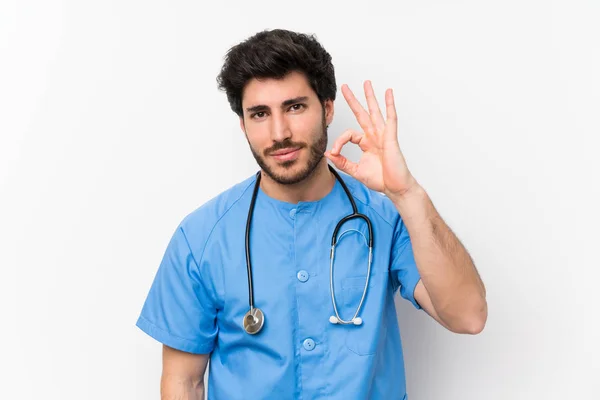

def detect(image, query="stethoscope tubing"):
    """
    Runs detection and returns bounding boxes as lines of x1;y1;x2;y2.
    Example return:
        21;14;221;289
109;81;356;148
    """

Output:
245;171;261;311
244;164;373;333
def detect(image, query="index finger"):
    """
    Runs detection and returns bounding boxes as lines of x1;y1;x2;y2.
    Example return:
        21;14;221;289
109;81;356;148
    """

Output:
341;84;375;135
330;129;364;155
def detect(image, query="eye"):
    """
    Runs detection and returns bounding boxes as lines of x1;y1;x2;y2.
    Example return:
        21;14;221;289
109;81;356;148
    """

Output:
251;111;267;120
289;104;306;112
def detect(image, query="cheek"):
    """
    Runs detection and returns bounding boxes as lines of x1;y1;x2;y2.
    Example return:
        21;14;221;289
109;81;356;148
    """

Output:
290;114;322;137
249;138;269;155
246;128;270;148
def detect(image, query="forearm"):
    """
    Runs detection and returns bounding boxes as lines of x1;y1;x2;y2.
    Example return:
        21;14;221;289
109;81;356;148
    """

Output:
161;374;205;400
390;184;487;332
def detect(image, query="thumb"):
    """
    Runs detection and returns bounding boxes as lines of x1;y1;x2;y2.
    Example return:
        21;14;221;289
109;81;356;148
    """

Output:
325;151;357;176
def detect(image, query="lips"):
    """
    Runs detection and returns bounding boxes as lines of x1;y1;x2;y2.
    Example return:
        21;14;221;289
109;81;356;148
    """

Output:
270;147;301;162
270;147;300;156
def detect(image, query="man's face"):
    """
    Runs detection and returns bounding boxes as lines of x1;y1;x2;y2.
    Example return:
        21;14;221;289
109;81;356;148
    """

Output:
240;71;334;185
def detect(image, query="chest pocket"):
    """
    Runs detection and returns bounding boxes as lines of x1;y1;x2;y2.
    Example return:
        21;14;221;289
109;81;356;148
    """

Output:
341;272;387;356
332;225;386;356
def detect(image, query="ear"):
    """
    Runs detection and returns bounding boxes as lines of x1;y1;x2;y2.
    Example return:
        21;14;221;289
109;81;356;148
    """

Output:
324;99;334;127
239;116;246;134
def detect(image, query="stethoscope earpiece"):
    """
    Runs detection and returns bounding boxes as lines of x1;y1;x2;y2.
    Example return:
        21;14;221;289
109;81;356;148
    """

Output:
329;315;363;325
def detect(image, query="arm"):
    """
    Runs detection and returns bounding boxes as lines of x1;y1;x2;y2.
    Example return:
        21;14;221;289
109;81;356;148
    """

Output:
390;185;487;334
161;345;210;400
325;80;487;334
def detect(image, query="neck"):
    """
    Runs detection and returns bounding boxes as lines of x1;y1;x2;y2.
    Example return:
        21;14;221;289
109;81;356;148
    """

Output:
259;159;335;204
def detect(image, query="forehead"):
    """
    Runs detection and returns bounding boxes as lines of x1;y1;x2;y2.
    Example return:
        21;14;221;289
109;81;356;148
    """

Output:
242;71;317;107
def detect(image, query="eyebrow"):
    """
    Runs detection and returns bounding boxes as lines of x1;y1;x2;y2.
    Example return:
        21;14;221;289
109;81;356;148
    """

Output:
245;96;309;114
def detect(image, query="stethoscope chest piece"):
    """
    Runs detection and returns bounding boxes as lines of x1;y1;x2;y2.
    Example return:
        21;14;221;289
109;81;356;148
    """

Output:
243;307;264;334
242;165;372;334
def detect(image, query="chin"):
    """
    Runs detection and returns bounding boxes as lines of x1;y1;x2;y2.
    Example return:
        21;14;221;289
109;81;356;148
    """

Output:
267;160;313;185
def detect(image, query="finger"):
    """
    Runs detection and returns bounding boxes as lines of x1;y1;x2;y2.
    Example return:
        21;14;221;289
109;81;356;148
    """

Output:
325;151;359;177
341;84;376;135
385;88;398;142
330;129;364;155
364;80;385;132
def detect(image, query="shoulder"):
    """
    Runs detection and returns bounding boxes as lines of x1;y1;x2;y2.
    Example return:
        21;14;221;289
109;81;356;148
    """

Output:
177;173;257;242
336;171;400;229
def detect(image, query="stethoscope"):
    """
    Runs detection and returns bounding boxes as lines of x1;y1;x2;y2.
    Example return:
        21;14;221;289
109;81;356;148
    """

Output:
243;164;374;335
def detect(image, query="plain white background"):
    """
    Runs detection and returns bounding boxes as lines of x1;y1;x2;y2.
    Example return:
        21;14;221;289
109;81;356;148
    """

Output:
1;1;599;399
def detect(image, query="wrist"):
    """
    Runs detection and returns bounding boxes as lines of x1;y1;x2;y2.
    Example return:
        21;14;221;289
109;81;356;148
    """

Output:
387;183;433;226
385;180;425;205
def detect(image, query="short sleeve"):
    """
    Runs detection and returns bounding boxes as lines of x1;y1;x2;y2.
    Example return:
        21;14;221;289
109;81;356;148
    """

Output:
390;217;422;310
136;225;218;354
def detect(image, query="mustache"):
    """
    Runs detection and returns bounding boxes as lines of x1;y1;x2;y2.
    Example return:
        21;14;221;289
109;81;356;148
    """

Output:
264;139;306;156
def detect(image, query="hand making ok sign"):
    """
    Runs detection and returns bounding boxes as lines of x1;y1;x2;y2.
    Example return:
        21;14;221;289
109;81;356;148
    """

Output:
325;81;419;199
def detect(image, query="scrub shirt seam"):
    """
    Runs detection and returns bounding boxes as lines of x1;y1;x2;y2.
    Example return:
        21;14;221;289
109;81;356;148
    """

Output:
347;183;417;288
314;210;331;400
292;216;304;399
179;226;219;313
137;315;215;348
338;172;396;229
389;212;422;310
352;194;395;229
190;178;256;309
392;218;410;259
343;181;425;327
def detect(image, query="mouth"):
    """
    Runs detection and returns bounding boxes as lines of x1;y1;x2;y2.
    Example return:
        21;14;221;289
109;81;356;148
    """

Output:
270;147;301;162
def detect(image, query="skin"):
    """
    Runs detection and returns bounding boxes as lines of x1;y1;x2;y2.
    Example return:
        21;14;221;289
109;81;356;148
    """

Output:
239;70;337;203
326;80;487;334
161;70;487;398
161;345;208;400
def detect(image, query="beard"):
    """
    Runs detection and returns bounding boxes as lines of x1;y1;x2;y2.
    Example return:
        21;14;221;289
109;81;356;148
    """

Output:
247;114;328;185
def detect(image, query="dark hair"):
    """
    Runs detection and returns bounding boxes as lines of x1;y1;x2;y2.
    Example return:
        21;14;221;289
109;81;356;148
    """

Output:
216;29;337;117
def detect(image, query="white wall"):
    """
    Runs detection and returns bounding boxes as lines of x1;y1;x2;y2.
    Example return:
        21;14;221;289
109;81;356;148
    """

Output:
1;1;598;399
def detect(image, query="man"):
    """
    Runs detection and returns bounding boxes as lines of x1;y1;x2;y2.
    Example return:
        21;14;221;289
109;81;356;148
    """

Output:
136;29;487;399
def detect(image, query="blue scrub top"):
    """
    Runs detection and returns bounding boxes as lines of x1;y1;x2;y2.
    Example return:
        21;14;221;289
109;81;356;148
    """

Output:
136;169;422;400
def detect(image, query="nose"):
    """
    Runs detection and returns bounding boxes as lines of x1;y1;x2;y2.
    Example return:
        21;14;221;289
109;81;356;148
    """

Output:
270;111;292;142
